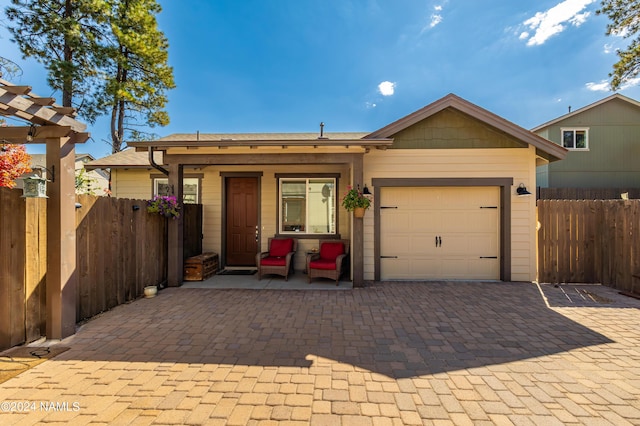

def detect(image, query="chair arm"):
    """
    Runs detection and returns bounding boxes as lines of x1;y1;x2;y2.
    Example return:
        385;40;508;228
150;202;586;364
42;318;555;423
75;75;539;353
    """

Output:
335;253;348;273
256;251;270;265
306;253;320;269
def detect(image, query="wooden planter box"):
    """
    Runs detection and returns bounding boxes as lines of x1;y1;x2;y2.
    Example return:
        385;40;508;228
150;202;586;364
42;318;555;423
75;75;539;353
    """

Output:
183;252;218;281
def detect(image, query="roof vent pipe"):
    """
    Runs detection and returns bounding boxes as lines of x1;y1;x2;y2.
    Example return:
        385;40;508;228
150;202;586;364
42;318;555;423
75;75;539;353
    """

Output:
318;122;328;139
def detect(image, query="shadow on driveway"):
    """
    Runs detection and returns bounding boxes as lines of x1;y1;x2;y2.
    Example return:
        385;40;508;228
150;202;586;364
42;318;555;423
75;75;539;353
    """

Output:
64;281;612;379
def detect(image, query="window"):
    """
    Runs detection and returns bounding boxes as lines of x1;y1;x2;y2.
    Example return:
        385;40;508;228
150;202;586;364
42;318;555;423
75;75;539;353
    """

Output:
561;128;588;150
279;177;336;235
153;177;200;204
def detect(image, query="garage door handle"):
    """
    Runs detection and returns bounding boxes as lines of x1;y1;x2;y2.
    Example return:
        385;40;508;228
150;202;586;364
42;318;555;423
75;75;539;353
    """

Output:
381;256;398;259
381;206;398;209
435;236;442;247
480;256;497;259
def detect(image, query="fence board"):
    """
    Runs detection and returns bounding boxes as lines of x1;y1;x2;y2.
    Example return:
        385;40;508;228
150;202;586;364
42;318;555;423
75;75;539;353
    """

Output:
538;199;640;295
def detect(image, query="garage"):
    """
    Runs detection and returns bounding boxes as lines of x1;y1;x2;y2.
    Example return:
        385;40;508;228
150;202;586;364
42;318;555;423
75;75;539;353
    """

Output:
379;186;500;280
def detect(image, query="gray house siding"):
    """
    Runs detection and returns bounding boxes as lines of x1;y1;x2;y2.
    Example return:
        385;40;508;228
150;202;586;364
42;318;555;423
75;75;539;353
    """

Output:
535;96;640;189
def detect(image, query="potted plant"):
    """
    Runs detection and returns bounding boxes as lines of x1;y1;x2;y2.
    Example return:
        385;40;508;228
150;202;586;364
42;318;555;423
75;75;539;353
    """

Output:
147;195;181;219
341;185;371;218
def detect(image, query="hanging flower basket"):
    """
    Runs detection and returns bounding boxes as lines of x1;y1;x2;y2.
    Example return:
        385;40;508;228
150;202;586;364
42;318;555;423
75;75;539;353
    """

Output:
353;207;366;218
147;195;181;219
341;186;370;217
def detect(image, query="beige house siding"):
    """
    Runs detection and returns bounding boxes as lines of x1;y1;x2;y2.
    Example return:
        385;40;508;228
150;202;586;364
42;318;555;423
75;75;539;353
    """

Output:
363;146;538;281
111;164;351;272
110;169;153;199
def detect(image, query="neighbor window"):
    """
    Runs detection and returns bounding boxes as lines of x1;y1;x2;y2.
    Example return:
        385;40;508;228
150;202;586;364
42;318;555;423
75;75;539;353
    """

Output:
154;177;200;204
279;177;336;235
561;128;588;150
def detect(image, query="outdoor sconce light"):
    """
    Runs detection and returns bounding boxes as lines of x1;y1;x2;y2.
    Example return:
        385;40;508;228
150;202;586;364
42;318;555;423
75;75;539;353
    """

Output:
21;175;48;198
362;184;372;195
516;183;532;196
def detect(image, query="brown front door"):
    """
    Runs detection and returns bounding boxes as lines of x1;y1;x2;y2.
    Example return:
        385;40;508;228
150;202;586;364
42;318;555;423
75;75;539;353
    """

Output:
225;177;259;266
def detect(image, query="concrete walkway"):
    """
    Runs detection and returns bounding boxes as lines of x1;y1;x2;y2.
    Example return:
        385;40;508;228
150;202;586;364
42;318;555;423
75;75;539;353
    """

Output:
1;281;639;425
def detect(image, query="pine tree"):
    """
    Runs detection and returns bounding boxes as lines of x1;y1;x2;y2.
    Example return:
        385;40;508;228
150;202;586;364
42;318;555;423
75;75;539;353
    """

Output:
598;1;640;90
5;0;108;121
5;0;174;152
99;0;175;153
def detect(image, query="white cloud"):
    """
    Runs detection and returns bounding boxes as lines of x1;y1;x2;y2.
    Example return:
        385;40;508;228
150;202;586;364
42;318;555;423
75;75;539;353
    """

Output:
378;81;396;96
587;78;640;91
603;43;614;54
430;13;443;28
365;102;377;109
520;0;596;46
586;80;611;92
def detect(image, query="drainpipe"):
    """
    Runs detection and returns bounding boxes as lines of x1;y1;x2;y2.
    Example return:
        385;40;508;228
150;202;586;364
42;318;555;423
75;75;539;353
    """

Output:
148;146;169;175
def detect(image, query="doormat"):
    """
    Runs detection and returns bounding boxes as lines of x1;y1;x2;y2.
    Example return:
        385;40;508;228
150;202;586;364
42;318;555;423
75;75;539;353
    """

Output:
217;269;257;276
0;346;70;384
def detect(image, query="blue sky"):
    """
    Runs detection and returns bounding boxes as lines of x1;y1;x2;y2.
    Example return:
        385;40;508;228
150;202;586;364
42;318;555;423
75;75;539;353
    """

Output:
2;0;639;159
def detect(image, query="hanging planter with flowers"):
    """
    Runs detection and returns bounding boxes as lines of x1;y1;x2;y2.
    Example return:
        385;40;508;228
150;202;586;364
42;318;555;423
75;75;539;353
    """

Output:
147;195;181;219
341;185;371;218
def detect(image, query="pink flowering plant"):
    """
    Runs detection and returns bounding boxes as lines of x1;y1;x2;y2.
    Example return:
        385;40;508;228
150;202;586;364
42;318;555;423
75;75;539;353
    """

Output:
341;185;371;211
147;195;181;219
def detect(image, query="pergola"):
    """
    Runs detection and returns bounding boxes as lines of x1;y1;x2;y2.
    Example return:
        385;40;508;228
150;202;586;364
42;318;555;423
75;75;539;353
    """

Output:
1;78;90;340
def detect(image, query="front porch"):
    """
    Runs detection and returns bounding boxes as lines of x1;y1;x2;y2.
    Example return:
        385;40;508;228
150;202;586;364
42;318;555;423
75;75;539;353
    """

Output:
181;269;354;290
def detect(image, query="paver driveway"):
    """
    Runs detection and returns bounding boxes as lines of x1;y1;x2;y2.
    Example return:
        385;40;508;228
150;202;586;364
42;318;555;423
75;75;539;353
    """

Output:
1;281;639;425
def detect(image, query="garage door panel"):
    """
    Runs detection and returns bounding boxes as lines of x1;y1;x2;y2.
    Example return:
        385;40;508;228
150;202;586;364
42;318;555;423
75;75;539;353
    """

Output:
380;186;500;281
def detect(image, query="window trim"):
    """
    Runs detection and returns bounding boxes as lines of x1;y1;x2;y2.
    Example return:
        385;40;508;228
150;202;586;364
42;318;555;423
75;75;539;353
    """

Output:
560;128;589;151
151;173;203;204
275;173;340;238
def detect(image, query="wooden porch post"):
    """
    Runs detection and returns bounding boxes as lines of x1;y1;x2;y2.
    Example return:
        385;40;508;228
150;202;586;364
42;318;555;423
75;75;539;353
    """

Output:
46;137;77;339
167;163;184;287
352;155;364;288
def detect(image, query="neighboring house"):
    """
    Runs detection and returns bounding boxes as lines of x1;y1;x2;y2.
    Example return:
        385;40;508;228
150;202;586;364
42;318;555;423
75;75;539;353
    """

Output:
19;153;110;195
86;94;566;285
534;94;640;189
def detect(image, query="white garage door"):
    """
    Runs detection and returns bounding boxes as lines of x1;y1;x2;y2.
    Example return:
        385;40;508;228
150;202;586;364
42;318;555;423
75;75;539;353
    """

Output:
380;186;499;280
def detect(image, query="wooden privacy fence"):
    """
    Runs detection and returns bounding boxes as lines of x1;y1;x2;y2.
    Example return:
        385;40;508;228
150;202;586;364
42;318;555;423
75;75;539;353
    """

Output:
0;188;175;350
538;199;640;294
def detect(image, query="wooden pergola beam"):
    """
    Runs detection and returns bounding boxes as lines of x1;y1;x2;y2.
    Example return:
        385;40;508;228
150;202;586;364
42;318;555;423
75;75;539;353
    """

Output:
0;125;89;144
0;79;84;131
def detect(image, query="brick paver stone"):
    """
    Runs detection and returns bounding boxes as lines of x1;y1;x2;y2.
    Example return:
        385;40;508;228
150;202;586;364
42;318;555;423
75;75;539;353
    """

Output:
0;282;639;425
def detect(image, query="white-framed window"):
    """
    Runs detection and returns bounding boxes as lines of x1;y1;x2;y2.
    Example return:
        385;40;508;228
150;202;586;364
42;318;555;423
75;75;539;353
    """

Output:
561;128;589;150
153;177;200;204
279;177;336;235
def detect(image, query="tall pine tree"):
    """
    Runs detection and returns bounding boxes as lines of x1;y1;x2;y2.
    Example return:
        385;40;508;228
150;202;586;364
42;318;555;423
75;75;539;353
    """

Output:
100;0;174;153
5;0;174;152
598;1;640;90
6;0;107;121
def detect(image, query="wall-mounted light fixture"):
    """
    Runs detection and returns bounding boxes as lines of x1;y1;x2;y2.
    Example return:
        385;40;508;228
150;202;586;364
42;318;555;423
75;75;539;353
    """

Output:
516;183;531;196
362;184;372;195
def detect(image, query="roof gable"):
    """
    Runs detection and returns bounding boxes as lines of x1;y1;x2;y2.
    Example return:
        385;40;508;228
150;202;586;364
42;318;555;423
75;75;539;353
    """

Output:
365;93;567;161
532;94;640;131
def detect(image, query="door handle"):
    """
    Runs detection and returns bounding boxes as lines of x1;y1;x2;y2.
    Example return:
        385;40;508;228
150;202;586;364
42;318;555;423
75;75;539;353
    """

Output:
435;236;442;247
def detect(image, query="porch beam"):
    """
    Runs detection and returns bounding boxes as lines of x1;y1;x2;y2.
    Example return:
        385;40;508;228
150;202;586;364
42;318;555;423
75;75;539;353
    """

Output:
163;153;364;165
166;163;184;287
352;155;365;288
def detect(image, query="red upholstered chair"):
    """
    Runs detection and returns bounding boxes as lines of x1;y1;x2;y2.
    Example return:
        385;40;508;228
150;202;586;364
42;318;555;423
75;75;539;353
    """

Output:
306;239;350;285
256;238;297;281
